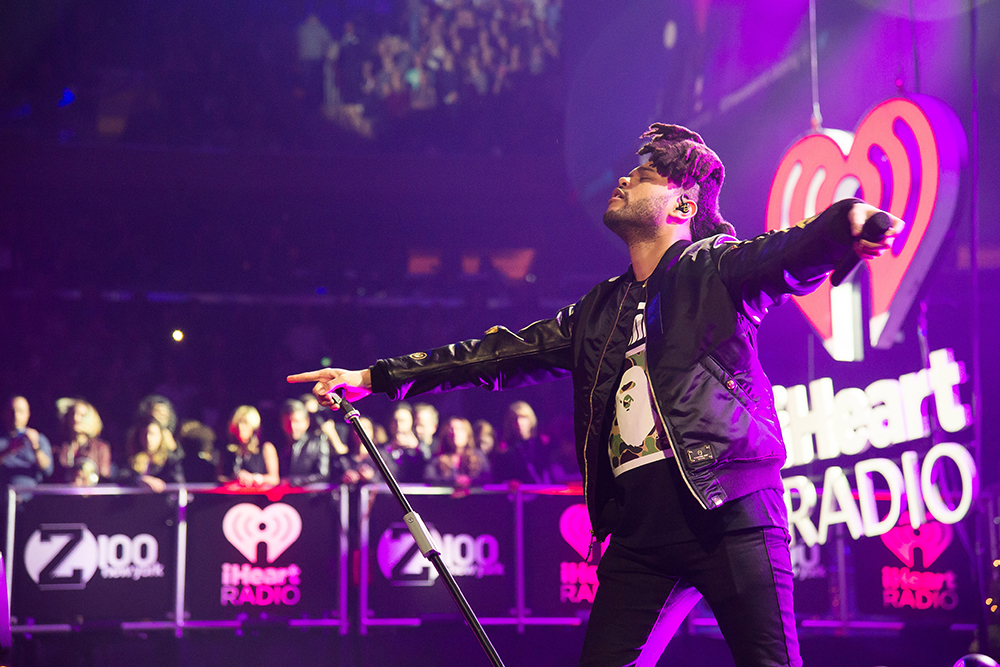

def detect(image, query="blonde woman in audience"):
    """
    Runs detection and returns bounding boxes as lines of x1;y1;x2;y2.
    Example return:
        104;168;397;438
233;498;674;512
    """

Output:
218;405;279;487
53;399;113;483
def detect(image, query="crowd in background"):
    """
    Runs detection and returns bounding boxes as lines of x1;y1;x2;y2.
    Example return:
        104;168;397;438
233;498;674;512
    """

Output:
0;392;581;494
2;0;563;152
301;0;562;148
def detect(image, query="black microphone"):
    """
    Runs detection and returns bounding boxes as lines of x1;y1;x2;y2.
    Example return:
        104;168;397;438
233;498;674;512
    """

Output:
830;211;892;286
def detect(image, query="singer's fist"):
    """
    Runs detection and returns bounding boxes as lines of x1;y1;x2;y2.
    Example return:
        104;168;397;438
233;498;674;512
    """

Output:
848;203;905;260
286;368;372;409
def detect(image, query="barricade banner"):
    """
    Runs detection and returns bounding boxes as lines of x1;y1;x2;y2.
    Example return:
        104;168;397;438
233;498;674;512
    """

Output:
853;511;977;622
789;539;834;618
362;486;515;622
13;492;175;624
184;490;343;620
521;489;604;618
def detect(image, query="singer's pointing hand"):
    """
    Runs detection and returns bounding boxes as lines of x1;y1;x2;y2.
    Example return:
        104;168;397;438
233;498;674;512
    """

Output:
286;368;372;409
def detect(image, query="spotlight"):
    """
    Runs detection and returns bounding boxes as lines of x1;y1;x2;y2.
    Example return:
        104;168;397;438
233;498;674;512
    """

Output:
172;329;184;342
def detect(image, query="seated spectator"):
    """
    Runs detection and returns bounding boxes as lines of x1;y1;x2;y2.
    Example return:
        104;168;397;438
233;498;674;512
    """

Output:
53;399;113;483
124;414;185;492
424;417;490;489
413;402;440;456
491;400;550;483
337;415;376;486
473;419;496;457
218;405;279;486
137;394;178;435
178;420;218;484
278;398;330;486
135;394;179;454
0;396;54;488
300;392;349;455
383;402;426;483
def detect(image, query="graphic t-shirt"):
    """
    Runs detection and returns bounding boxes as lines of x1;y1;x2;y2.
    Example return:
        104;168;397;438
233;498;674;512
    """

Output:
608;292;673;477
609;282;786;548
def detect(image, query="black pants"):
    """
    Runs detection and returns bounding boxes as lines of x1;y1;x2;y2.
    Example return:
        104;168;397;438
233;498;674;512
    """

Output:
580;526;801;667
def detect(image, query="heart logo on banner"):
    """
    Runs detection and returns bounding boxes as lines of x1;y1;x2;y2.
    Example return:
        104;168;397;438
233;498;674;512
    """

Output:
559;504;594;560
222;502;303;563
879;512;953;569
764;95;965;353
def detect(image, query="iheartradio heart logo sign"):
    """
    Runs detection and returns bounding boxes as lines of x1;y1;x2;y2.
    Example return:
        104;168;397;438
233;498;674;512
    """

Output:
765;95;966;360
222;502;302;564
879;513;953;569
559;504;593;560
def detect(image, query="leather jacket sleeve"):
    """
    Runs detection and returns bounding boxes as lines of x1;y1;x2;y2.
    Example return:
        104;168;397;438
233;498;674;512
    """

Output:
713;198;859;322
370;305;577;401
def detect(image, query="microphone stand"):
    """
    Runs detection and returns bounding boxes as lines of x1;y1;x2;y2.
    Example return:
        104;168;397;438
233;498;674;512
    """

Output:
330;392;506;667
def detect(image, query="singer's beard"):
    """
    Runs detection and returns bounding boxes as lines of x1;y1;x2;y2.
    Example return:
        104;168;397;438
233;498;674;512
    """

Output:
603;194;669;245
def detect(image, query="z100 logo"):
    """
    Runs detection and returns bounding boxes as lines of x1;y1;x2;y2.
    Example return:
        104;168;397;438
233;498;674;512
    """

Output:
377;523;504;586
219;503;303;607
24;523;164;590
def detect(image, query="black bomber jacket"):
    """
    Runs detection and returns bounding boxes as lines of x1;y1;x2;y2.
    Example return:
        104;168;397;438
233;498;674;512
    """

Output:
370;199;860;540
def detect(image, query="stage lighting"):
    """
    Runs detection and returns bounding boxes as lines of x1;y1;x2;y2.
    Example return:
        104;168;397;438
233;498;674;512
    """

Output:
172;329;184;342
952;654;1000;667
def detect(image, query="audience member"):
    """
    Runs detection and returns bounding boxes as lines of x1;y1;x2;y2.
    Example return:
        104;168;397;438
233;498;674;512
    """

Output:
136;395;180;454
337;415;377;486
218;405;280;486
424;416;490;488
491;400;550;483
0;396;54;488
473;419;496;457
136;394;179;435
278;398;330;485
413;402;440;456
125;414;185;491
178;419;218;483
299;392;349;455
383;402;426;483
53;399;114;483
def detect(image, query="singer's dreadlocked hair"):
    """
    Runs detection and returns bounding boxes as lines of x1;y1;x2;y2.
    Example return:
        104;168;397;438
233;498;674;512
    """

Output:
637;123;736;241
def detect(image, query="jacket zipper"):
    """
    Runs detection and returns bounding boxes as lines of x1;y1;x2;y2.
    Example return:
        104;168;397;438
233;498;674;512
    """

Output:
637;286;711;511
582;280;632;541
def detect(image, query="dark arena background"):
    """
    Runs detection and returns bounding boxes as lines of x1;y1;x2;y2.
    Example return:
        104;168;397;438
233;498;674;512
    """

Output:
2;0;1000;665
